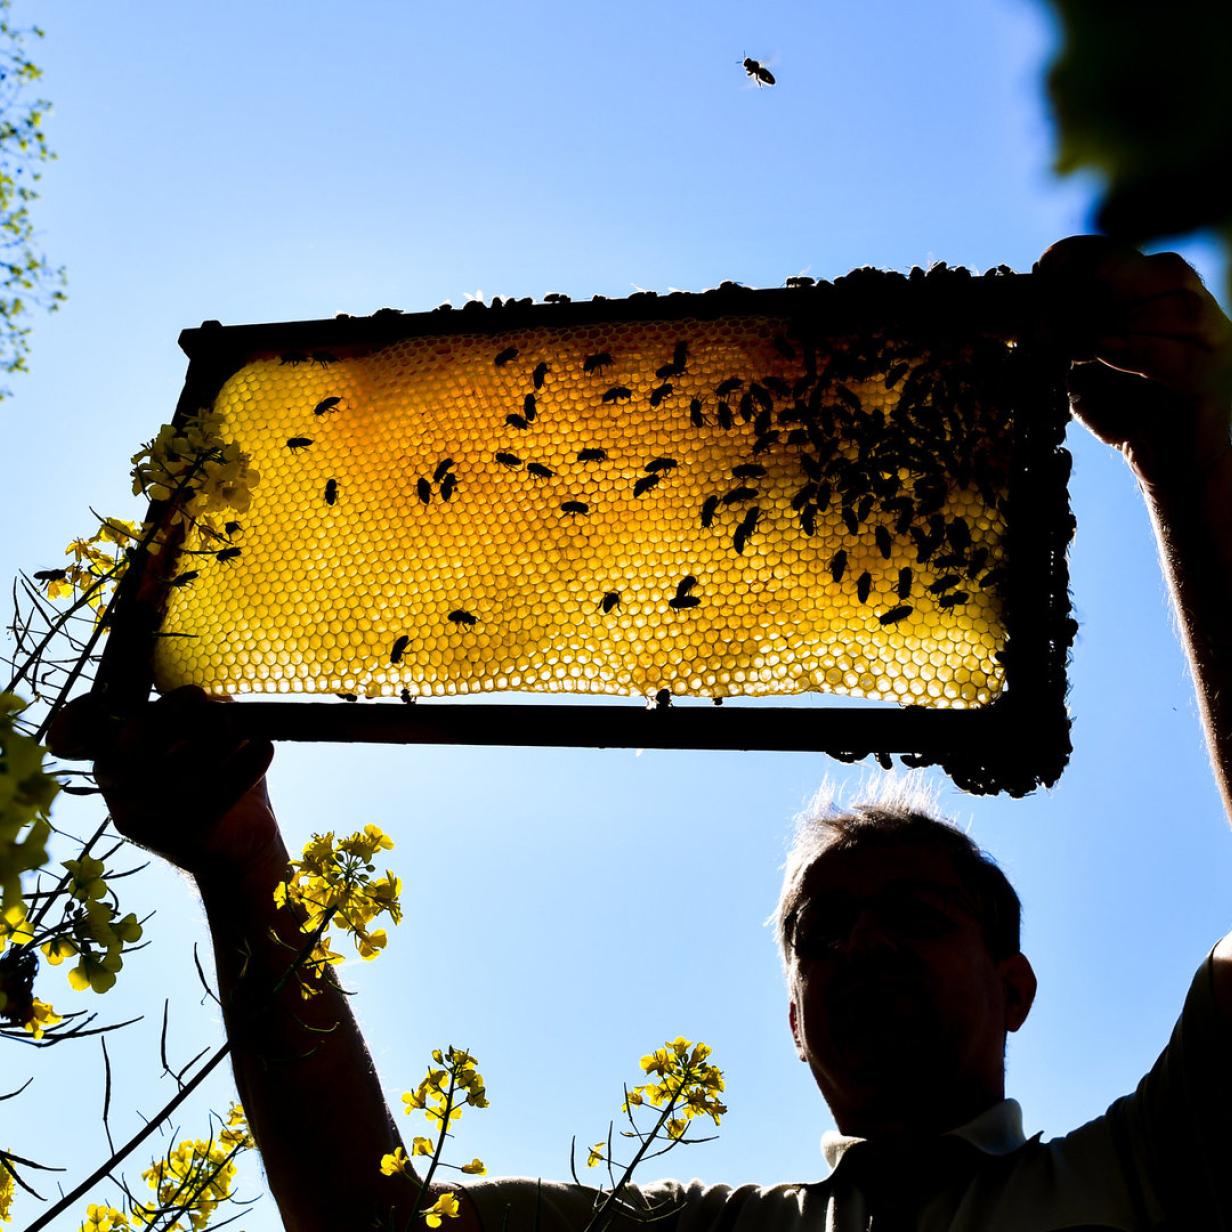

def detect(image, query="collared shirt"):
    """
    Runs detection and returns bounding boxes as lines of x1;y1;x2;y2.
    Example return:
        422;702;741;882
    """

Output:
467;941;1232;1231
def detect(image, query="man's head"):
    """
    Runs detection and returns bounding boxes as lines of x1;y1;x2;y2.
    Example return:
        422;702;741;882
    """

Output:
774;783;1037;1138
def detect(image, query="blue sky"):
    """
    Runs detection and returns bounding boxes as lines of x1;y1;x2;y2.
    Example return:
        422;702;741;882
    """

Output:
4;2;1231;1229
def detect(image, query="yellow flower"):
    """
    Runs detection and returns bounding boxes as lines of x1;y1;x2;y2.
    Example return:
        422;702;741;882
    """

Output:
80;1203;130;1231
1;1154;14;1226
422;1193;460;1228
63;856;107;902
67;948;122;994
24;998;61;1039
41;935;77;965
459;1159;486;1176
665;1118;688;1141
411;1137;433;1157
586;1143;605;1168
379;1148;412;1177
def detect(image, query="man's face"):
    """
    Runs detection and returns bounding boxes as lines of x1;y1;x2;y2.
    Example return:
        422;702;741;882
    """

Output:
787;841;1035;1136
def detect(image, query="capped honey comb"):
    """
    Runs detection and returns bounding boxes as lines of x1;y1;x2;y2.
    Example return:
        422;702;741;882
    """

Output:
102;269;1075;794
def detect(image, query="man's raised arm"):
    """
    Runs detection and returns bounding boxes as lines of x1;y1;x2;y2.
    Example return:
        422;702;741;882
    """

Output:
1037;237;1232;818
50;688;462;1232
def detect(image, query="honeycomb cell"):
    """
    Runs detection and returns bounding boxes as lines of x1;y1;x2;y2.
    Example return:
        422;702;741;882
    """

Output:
152;314;1016;709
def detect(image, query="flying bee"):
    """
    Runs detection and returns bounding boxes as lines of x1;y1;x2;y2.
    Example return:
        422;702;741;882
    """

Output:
280;351;307;366
532;362;549;389
829;549;848;583
417;477;432;503
875;525;893;559
583;351;613;375
577;448;607;463
633;474;661;497
722;485;758;505
733;506;760;554
645;457;678;473
897;567;913;600
215;547;242;564
649;383;673;407
689;398;706;428
433;458;455;482
856;571;872;604
170;571;199;588
560;500;590;516
716;402;735;430
526;462;555;480
879;605;913;625
716;378;743;397
313;396;342;416
700;494;720;527
938;591;969;609
731;463;766;480
494;451;523;469
440;472;457;500
286;436;313;452
312;351;339;367
602;385;632;404
494;346;519;367
33;568;67;582
523;393;538;422
742;56;776;85
505;414;530;430
785;275;815;288
390;635;410;663
448;609;479;627
599;591;621;613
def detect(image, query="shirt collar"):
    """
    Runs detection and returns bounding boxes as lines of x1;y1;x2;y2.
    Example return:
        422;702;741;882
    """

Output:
820;1098;1030;1177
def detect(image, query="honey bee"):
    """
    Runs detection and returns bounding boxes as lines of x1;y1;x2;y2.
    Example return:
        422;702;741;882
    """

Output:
716;402;735;430
505;414;530;430
897;567;913;600
749;382;773;413
602;385;632;404
928;574;963;594
448;609;479;627
633;474;661;497
417;478;432;503
829;549;848;583
879;605;913;625
33;568;67;582
577;448;608;463
286;437;313;452
689;398;707;428
673;340;689;370
583;351;613;375
856;571;872;604
700;494;720;527
526;462;555;480
390;635;410;663
733;506;760;554
645;457;678;473
170;571;199;588
742;56;776;86
731;463;766;480
494;451;523;469
800;505;818;536
715;378;743;397
669;575;700;609
938;591;970;609
313;396;342;416
599;591;621;613
400;687;416;704
532;362;550;389
652;688;673;709
312;351;339;367
649;383;674;407
752;431;780;455
494;346;519;366
875;525;893;559
440;473;457;501
560;501;590;516
523;393;537;422
722;486;758;505
280;351;307;366
215;547;242;564
433;458;455;482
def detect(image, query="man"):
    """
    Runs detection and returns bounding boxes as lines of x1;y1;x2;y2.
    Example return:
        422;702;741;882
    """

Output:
53;236;1232;1230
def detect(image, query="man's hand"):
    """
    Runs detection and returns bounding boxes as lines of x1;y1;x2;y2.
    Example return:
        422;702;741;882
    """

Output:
48;686;278;878
1034;235;1232;487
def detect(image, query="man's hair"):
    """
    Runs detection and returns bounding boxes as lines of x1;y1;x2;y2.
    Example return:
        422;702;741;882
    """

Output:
773;777;1023;974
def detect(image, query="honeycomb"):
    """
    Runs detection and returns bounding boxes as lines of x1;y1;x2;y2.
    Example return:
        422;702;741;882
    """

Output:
151;313;1016;707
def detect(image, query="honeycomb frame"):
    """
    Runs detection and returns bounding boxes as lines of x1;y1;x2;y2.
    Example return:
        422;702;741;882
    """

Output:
95;266;1075;795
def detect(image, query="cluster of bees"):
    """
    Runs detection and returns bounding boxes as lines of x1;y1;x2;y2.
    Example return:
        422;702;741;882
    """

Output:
154;300;1015;707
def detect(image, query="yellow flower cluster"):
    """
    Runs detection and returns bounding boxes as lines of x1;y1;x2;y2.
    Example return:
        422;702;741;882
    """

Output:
40;855;143;994
401;1047;489;1129
620;1037;726;1144
80;1204;130;1231
38;517;140;616
132;1104;253;1232
0;693;56;918
130;409;258;543
1;1153;14;1227
273;825;402;997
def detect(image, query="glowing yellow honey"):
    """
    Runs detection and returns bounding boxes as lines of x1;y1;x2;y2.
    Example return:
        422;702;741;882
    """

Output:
153;315;1011;706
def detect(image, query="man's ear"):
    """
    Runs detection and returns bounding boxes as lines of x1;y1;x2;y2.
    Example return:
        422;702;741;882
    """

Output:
789;999;807;1061
1000;952;1038;1034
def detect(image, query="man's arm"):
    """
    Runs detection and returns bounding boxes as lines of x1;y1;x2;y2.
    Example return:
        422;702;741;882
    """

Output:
1036;237;1232;1013
51;689;468;1232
